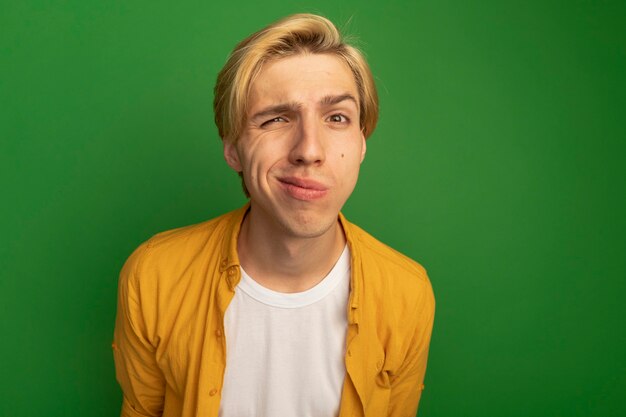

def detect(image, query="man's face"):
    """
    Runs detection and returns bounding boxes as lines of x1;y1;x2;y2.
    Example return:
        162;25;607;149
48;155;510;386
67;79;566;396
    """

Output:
224;53;366;238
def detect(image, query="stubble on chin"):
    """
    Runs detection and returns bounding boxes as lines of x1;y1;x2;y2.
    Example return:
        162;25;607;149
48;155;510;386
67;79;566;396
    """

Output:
277;210;340;240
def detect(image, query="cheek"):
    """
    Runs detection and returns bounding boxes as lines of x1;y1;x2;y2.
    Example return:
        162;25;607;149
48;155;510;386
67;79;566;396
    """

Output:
334;151;363;186
239;141;284;182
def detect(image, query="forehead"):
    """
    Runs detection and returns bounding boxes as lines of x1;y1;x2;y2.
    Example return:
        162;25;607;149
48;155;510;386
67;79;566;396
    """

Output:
248;53;359;109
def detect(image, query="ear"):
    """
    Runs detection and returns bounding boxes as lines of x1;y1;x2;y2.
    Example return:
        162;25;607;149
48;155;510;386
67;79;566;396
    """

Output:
359;131;367;163
223;140;243;172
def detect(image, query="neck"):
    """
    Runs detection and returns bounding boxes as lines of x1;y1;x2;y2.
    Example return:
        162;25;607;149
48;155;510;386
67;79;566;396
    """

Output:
237;204;346;293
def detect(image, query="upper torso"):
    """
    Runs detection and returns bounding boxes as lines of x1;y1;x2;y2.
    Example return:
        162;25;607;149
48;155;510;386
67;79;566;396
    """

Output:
113;204;435;417
218;245;350;417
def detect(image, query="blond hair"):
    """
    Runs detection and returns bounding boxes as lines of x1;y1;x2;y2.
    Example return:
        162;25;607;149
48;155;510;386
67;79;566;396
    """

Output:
213;13;379;143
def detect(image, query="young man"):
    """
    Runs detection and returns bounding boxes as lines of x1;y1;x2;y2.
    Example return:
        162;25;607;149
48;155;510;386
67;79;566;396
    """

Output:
113;13;435;417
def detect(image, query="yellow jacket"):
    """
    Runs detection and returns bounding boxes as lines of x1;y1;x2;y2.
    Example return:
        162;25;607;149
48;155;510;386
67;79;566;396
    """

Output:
113;204;435;417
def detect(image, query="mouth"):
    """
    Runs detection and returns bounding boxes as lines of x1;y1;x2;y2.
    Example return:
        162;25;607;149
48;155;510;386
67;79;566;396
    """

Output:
277;176;329;201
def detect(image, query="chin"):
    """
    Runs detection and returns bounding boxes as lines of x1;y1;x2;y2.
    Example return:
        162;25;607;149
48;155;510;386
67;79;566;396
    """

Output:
279;213;338;239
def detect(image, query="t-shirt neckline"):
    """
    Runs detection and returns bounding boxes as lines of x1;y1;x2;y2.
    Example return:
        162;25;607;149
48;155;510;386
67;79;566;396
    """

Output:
238;245;350;309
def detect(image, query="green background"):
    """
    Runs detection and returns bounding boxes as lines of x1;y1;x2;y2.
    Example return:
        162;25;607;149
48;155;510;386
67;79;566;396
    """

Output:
1;1;624;416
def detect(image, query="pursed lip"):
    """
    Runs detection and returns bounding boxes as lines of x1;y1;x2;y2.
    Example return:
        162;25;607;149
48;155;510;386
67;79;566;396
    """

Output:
277;176;329;191
276;176;329;201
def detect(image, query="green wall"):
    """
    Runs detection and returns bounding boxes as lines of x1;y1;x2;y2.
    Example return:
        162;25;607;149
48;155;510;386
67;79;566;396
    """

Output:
2;1;624;416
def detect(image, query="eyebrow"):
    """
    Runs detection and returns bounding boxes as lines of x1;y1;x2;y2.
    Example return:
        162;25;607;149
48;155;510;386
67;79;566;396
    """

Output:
320;93;358;107
250;102;301;122
250;93;358;122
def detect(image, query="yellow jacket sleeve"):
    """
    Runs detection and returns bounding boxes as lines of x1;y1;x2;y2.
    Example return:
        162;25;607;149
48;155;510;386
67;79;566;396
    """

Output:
387;282;435;417
112;244;165;417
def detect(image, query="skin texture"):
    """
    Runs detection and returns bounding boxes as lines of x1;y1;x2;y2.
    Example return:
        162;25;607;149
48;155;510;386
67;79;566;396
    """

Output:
223;53;366;292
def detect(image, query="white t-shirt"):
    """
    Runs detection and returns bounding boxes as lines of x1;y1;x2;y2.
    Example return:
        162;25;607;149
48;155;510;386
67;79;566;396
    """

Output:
218;246;351;417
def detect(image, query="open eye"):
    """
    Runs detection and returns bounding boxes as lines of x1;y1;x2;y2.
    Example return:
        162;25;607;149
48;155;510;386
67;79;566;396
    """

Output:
261;116;287;127
328;114;349;123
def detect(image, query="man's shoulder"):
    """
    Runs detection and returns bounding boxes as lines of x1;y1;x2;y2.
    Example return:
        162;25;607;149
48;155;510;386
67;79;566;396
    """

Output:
120;207;242;281
344;219;435;327
144;209;234;252
344;219;434;311
346;220;429;282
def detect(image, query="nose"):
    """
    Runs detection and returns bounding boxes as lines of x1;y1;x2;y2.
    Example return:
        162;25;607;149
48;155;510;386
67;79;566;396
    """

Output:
288;116;325;166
